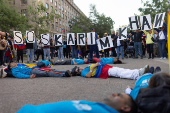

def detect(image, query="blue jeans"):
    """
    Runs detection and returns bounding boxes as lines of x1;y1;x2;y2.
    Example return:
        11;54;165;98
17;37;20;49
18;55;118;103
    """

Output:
71;46;78;59
27;49;34;62
58;47;64;60
116;46;124;58
134;42;143;57
89;45;99;60
43;48;50;61
158;40;167;58
50;48;55;59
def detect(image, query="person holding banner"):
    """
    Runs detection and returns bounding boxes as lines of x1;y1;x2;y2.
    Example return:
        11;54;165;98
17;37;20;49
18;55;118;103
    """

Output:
104;33;110;57
72;62;149;80
154;20;167;59
111;30;117;57
89;28;99;60
130;28;143;59
36;39;44;61
0;34;7;68
71;35;78;59
25;38;35;63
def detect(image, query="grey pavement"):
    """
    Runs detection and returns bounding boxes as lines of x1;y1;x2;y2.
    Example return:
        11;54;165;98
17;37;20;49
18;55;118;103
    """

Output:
0;57;169;113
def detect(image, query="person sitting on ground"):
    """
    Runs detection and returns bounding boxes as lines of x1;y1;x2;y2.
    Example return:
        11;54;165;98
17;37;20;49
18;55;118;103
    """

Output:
17;92;137;113
71;62;149;79
6;61;72;79
92;58;122;64
125;66;161;100
50;58;89;65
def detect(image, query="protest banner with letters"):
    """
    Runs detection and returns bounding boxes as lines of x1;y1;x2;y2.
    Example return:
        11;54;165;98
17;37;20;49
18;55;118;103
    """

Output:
26;31;35;43
153;12;165;28
87;32;95;45
140;14;152;30
97;36;113;51
67;33;75;45
41;34;50;46
119;27;127;40
13;31;23;44
77;33;85;45
54;34;62;46
129;16;140;30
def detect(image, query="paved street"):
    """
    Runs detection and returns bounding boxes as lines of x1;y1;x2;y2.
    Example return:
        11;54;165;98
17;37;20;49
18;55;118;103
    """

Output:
0;57;169;113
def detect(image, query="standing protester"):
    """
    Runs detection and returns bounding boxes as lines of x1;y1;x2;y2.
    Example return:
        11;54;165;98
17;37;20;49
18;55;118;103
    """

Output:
36;39;44;61
66;44;70;59
142;25;154;59
141;33;146;57
63;41;67;58
71;34;78;59
153;31;160;57
104;33;110;57
4;36;13;65
111;30;117;57
25;38;35;63
43;39;51;61
154;20;167;59
80;37;87;58
33;36;37;61
57;37;64;61
50;38;55;59
89;28;99;60
130;28;144;59
14;42;25;63
0;35;7;67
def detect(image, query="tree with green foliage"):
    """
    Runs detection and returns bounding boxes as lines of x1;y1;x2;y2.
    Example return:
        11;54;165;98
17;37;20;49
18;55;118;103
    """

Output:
0;0;31;35
138;0;170;22
27;1;59;37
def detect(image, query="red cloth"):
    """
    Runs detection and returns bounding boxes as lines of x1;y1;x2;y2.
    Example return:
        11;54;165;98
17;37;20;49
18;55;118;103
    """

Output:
93;58;101;63
99;64;113;79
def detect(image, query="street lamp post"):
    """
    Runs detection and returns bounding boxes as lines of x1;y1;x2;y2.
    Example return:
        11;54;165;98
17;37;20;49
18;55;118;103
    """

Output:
68;20;72;32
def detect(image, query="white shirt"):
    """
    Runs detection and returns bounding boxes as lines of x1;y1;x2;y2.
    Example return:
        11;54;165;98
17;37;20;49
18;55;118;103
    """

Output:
159;31;165;40
117;38;121;46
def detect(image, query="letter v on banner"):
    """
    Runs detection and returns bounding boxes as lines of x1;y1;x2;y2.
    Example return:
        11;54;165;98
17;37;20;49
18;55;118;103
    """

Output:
55;34;62;46
153;12;165;28
119;27;127;40
97;36;113;51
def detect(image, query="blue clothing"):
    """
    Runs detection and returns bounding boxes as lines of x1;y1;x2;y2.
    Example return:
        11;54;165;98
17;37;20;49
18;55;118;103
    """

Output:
116;46;124;59
81;65;90;77
134;42;143;57
63;43;66;48
71;59;84;65
89;45;99;60
95;33;98;44
17;100;119;113
11;66;32;79
130;73;153;100
100;58;114;64
154;23;167;40
39;60;51;66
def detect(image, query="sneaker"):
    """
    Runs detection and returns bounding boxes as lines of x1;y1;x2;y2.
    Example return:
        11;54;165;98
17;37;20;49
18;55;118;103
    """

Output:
148;67;154;74
33;60;36;63
27;61;30;64
0;69;7;78
154;66;161;73
139;65;148;76
64;70;72;77
160;57;163;59
145;65;149;73
57;60;60;62
62;59;64;61
163;57;167;60
0;65;5;68
49;60;54;64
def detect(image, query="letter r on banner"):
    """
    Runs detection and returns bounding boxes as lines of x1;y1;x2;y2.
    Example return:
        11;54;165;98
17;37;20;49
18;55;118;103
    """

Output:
77;33;85;45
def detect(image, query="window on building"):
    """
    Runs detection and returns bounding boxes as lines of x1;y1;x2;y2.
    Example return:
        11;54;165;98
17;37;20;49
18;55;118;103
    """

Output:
59;12;61;16
60;21;61;25
50;0;53;3
60;28;61;33
56;27;58;31
21;0;27;4
62;14;64;19
51;6;53;11
65;16;67;20
52;24;54;29
46;3;49;9
55;1;57;7
55;9;57;14
59;5;61;9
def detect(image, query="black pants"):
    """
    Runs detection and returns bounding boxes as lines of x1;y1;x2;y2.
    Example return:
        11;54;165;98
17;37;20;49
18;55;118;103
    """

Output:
104;48;110;57
36;49;44;60
80;46;86;58
0;50;4;65
142;44;146;56
66;48;70;58
17;49;23;63
63;48;67;58
54;60;71;65
147;44;154;58
111;47;116;57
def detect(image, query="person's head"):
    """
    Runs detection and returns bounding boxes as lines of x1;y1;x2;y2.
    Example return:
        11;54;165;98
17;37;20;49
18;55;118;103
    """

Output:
83;58;89;64
149;72;170;88
91;28;95;32
149;29;152;33
160;25;165;31
75;67;85;75
113;58;122;64
111;30;115;34
104;33;108;37
116;32;119;36
8;61;17;70
135;29;140;33
104;93;137;113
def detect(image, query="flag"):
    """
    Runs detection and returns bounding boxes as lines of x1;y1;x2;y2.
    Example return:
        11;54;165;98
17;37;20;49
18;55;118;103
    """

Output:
62;28;65;32
168;11;170;73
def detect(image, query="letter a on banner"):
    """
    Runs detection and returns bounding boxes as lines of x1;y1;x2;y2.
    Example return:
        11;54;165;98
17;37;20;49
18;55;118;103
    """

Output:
77;33;85;45
41;34;50;45
129;16;140;30
55;34;62;46
119;27;127;40
26;31;35;43
153;12;165;28
67;33;75;45
87;32;95;45
97;36;113;51
140;14;152;30
13;31;23;44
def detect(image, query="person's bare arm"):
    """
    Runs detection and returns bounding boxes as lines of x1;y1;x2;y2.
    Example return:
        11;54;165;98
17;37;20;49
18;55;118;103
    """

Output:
85;62;99;78
72;59;78;65
0;31;9;36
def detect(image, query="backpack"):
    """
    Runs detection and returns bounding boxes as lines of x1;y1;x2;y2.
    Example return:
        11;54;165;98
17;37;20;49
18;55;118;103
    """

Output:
135;85;170;113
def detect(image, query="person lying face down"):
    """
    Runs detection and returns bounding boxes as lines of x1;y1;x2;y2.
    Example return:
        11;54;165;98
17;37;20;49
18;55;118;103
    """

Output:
8;62;72;79
17;92;137;113
50;58;89;65
71;62;149;80
92;58;122;64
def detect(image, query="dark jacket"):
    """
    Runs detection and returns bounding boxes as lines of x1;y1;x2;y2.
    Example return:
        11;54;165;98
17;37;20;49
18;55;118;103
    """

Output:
154;23;167;41
113;35;124;48
130;30;143;42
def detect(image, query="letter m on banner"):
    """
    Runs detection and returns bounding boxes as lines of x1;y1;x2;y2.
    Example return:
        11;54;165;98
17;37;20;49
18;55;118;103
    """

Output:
97;36;113;51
